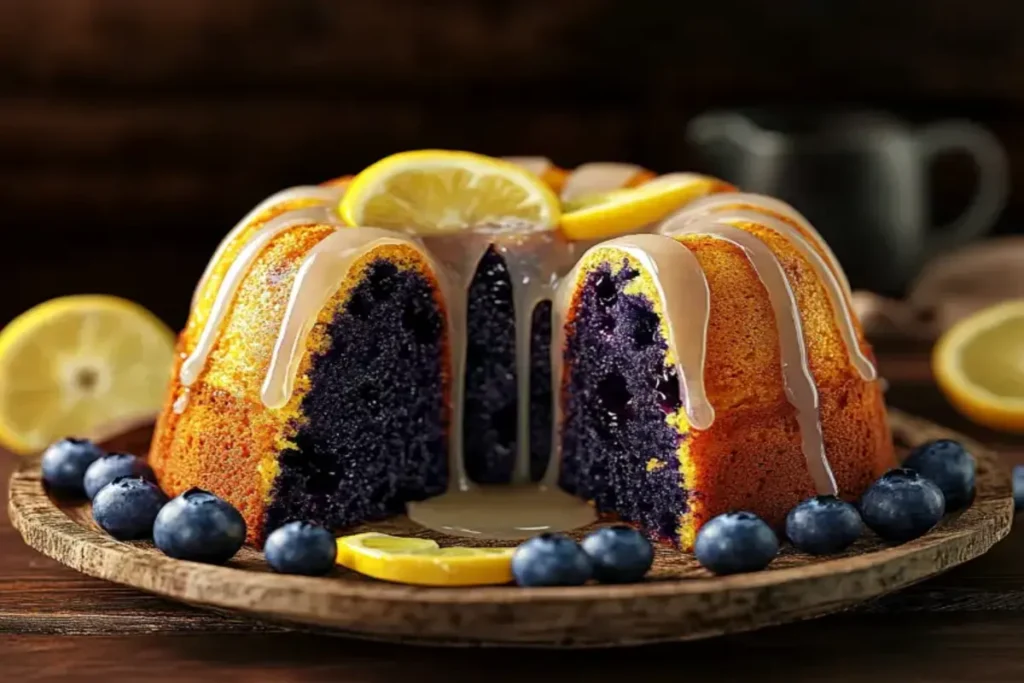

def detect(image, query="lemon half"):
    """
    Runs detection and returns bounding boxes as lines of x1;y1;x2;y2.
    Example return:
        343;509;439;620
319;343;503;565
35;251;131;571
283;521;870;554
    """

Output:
934;299;1024;433
0;296;175;454
336;532;515;586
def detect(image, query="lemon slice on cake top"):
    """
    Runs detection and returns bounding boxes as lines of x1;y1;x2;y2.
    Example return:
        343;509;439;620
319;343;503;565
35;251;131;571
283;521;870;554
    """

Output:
339;150;562;233
560;173;735;241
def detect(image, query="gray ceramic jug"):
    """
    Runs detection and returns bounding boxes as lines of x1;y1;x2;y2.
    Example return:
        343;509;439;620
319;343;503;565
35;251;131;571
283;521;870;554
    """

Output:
686;110;1008;294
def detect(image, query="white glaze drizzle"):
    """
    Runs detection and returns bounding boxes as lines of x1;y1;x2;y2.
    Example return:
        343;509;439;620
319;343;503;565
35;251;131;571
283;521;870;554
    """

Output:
178;206;338;399
544;233;715;485
545;260;574;486
661;209;877;381
668;220;838;495
407;224;595;537
418;223;577;487
502;156;552;177
180;169;876;528
191;186;341;310
172;389;190;414
414;231;492;492
262;227;430;409
662;192;853;298
491;226;575;484
559;162;645;201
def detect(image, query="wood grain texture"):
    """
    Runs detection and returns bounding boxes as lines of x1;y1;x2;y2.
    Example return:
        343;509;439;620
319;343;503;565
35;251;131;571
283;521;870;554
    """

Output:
6;408;1013;647
2;348;1024;679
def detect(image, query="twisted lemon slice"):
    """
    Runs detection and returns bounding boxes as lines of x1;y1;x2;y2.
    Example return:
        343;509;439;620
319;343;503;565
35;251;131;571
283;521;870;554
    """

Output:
339;150;561;232
934;299;1024;433
0;296;175;454
336;532;515;586
560;173;735;241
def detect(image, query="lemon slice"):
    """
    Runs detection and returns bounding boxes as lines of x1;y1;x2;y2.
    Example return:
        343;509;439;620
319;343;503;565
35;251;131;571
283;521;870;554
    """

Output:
339;150;561;233
933;299;1024;433
336;532;515;586
559;173;733;241
0;296;176;454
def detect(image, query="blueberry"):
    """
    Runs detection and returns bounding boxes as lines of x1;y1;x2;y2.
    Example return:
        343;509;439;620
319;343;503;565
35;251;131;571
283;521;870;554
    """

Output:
694;511;779;575
903;439;976;510
1014;465;1024;511
264;522;337;576
859;468;945;543
785;495;863;555
512;533;592;587
153;488;246;564
83;453;155;500
41;438;105;495
92;477;168;540
580;525;654;583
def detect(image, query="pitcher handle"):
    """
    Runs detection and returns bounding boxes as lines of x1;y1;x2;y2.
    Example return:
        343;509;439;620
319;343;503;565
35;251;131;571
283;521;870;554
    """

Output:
917;120;1008;257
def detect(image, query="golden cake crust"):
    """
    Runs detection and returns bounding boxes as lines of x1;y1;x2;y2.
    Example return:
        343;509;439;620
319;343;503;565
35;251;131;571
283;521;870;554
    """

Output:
150;221;447;544
151;162;892;551
565;223;893;549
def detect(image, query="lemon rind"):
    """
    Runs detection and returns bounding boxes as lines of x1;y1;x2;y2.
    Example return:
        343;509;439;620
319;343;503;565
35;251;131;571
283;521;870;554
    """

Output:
933;299;1024;433
0;295;175;454
340;149;562;230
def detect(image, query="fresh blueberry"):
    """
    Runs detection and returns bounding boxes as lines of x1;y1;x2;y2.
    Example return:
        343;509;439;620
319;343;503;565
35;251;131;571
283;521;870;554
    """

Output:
264;522;337;576
91;477;168;540
153;488;246;564
903;439;976;510
512;533;592;587
785;495;863;555
41;438;105;495
580;525;654;583
694;511;779;575
1014;465;1024;512
859;468;945;543
83;453;155;500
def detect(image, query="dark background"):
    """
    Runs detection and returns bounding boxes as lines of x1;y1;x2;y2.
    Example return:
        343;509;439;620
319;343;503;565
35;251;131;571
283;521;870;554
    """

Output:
3;0;1022;327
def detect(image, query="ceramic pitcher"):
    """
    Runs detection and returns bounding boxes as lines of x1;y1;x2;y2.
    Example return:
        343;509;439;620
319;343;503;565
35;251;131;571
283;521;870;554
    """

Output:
686;110;1008;293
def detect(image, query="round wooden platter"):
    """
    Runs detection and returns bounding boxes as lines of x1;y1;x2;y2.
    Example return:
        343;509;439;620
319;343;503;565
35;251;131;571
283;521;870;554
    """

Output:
7;408;1014;648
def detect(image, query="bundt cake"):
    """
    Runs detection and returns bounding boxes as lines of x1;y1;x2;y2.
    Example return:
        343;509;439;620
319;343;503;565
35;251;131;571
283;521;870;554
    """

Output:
149;152;895;549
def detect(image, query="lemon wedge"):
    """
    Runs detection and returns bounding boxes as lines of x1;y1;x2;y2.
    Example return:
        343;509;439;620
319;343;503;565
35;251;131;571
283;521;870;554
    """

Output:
933;299;1024;433
336;532;515;586
559;173;733;241
339;150;561;233
0;296;176;454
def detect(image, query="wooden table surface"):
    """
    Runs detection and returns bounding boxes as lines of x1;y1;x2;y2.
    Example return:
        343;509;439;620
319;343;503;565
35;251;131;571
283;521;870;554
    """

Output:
3;343;1024;682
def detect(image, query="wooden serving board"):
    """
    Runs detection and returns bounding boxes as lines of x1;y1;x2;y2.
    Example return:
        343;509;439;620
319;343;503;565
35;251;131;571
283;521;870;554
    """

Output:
7;408;1014;648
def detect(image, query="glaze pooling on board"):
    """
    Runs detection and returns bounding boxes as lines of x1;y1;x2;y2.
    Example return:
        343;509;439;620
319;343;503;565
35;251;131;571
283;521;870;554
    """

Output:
177;168;878;534
406;221;591;535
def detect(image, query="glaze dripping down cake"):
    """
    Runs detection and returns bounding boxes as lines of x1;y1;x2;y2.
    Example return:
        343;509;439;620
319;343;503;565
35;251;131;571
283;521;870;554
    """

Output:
149;152;895;549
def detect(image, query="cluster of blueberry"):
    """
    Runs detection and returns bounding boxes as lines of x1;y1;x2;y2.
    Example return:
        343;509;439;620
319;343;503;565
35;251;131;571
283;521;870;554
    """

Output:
40;438;337;576
512;526;655;587
39;436;994;586
694;439;978;575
